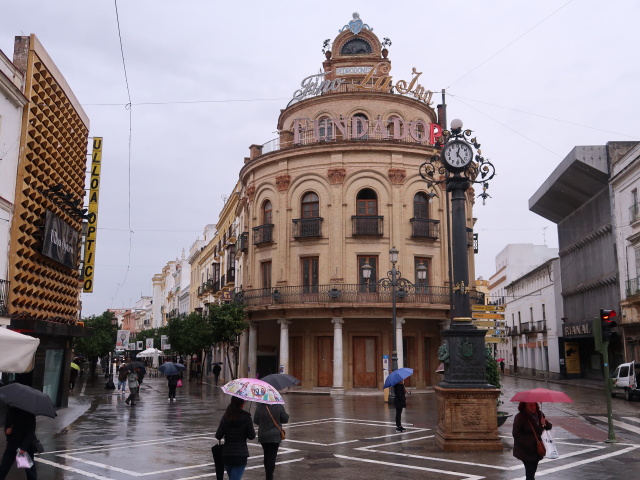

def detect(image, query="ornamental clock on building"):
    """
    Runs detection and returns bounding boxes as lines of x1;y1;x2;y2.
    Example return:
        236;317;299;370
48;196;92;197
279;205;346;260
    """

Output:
441;140;474;170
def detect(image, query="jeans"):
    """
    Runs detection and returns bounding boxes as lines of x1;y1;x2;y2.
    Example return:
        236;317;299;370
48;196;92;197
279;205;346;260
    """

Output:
522;460;539;480
117;380;126;392
395;407;403;428
0;444;37;480
261;443;280;480
224;464;246;480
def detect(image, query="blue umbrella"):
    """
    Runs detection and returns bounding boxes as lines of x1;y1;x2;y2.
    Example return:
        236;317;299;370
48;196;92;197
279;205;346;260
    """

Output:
158;362;186;376
383;368;414;389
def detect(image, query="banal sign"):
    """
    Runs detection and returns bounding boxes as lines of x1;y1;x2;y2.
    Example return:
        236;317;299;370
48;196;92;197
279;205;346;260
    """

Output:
289;63;434;106
42;210;79;269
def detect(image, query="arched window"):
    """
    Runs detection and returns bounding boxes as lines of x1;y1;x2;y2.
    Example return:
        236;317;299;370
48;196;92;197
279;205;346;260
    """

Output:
318;116;333;141
413;192;430;219
263;200;272;224
357;188;377;215
353;113;368;139
302;192;319;218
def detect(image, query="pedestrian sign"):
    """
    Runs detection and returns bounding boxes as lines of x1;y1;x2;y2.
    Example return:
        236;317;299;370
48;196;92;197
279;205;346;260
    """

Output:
472;305;505;312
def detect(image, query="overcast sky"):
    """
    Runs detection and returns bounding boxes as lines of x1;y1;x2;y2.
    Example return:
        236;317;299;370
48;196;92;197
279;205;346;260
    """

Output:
2;1;638;317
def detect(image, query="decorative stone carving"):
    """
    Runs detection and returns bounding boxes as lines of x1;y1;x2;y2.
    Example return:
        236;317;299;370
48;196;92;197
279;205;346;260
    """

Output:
388;168;406;185
246;184;256;202
276;174;291;192
328;168;346;184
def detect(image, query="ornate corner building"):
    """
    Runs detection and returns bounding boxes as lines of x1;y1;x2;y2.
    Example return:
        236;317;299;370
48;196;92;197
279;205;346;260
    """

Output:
232;15;479;391
2;35;90;407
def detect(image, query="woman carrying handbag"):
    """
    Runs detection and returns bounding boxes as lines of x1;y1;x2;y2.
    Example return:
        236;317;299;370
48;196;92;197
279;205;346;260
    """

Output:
215;397;255;480
512;402;552;480
253;403;289;480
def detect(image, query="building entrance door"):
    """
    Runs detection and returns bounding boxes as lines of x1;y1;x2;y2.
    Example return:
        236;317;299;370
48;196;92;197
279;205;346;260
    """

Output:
512;346;518;374
353;336;377;387
317;336;333;387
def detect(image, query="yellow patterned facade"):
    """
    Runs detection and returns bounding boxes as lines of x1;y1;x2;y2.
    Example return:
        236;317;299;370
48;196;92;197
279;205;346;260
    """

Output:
8;35;89;322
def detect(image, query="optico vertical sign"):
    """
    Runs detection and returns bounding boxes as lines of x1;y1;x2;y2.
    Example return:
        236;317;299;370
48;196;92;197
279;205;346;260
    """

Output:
83;137;102;292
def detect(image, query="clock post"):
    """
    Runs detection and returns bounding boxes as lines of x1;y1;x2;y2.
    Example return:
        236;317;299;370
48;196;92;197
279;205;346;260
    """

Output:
420;119;500;452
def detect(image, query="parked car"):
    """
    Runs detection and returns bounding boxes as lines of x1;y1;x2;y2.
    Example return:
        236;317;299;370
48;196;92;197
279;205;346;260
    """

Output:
611;361;640;401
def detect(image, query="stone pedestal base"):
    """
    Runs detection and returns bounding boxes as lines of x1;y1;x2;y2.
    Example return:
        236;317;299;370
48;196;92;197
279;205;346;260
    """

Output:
434;385;503;452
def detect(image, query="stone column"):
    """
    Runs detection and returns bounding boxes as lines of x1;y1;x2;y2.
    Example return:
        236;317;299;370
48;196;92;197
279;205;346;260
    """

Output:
396;317;405;368
238;328;249;378
332;317;344;394
278;319;291;374
248;322;258;378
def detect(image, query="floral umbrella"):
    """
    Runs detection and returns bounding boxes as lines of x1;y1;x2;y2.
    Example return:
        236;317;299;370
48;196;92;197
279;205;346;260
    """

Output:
221;378;284;404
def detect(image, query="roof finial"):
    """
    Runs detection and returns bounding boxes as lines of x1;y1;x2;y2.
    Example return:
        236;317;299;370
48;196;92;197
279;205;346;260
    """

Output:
339;12;372;35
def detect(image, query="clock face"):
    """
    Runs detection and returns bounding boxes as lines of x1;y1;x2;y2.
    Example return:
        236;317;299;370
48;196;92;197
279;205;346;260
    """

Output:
442;141;473;169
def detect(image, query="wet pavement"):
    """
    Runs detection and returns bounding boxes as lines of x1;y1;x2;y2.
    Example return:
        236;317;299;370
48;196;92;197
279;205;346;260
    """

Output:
2;373;639;479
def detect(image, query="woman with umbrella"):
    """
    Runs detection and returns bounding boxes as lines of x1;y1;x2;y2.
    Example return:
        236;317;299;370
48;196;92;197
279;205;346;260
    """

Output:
158;362;185;402
512;402;552;479
215;396;256;480
253;398;289;480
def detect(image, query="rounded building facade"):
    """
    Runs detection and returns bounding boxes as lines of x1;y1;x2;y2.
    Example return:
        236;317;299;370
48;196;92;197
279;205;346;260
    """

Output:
235;15;478;391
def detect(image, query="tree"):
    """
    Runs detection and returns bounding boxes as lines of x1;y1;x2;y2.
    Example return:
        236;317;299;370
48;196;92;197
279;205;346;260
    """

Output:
74;311;117;378
208;302;247;379
166;312;214;358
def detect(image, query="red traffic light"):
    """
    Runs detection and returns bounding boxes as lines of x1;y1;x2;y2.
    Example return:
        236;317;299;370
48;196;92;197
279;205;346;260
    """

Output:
600;309;617;321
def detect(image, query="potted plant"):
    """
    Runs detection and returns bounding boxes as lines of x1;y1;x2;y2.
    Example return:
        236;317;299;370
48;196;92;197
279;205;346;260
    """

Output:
381;37;392;58
322;39;332;60
486;347;510;427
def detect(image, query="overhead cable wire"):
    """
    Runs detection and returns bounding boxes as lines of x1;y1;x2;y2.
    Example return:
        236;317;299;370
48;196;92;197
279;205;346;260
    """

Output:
446;0;575;89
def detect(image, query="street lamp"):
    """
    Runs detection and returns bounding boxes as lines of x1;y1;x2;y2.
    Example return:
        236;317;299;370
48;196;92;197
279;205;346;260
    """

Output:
362;247;417;403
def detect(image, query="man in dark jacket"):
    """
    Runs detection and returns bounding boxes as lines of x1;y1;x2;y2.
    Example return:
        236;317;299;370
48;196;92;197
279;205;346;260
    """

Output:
0;406;37;479
393;381;407;432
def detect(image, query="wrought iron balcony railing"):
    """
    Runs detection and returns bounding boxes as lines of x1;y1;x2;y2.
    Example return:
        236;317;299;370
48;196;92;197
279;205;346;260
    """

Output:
253;224;274;245
238;232;249;253
293;217;323;238
410;218;440;239
631;203;640;223
626;276;640;297
233;283;484;308
508;326;519;336
520;322;531;333
537;320;547;332
351;216;383;236
226;268;235;285
0;279;8;317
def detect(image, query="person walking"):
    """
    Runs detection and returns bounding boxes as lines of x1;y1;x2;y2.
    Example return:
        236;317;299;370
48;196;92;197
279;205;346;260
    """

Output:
513;401;552;480
125;369;139;406
215;396;256;480
499;360;505;374
393;380;407;432
253;403;289;480
117;367;128;394
212;363;222;386
167;374;179;401
0;406;37;480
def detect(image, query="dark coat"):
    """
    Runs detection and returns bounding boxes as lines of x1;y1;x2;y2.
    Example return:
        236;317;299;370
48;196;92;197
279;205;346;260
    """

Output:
4;407;36;451
253;403;289;444
215;410;256;466
393;383;407;408
512;411;552;462
167;374;179;387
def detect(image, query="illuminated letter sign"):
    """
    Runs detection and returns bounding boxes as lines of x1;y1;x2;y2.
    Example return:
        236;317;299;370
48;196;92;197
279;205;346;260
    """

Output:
83;137;102;292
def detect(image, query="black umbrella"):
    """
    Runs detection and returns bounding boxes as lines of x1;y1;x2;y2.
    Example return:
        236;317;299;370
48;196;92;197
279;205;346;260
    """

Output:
260;374;300;391
0;383;56;418
158;362;186;376
125;361;144;371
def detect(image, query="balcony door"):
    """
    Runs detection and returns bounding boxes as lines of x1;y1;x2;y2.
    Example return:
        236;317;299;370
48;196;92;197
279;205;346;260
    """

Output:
353;336;377;387
358;256;378;293
317;336;333;387
302;257;319;294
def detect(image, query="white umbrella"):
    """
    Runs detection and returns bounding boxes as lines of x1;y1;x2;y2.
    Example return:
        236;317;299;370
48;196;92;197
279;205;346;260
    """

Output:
136;347;163;358
0;328;40;373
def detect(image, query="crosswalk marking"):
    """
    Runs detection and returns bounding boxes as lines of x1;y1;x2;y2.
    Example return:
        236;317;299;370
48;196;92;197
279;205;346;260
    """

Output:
592;416;640;435
623;416;640;425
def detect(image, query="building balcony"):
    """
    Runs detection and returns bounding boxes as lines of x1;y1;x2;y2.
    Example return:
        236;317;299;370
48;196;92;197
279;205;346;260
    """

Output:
234;283;484;308
410;218;440;239
537;320;547;332
238;232;249;253
0;279;8;317
253;224;274;245
212;279;221;294
630;203;640;224
521;322;532;333
293;217;323;239
351;216;383;236
225;268;235;286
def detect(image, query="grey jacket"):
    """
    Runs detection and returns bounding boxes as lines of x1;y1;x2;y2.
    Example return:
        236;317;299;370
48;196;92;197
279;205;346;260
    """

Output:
253;403;289;444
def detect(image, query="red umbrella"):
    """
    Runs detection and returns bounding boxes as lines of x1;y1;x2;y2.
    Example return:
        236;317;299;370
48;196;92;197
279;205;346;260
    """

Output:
496;358;505;362
510;388;573;403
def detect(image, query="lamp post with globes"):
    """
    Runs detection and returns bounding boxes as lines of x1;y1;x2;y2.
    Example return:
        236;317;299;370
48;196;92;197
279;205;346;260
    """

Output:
362;247;427;403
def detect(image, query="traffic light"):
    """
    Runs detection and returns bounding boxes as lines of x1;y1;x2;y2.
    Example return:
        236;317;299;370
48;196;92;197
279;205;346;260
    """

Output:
600;309;617;341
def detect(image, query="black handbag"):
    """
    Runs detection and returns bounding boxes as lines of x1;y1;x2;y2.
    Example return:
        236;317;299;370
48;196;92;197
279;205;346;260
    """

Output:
32;437;44;454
